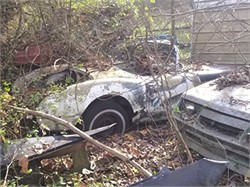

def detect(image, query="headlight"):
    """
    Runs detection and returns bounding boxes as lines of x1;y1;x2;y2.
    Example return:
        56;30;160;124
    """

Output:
180;99;196;115
185;101;196;115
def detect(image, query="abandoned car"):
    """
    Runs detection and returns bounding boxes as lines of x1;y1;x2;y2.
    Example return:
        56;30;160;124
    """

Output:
128;35;180;75
175;70;250;177
13;64;223;134
13;63;226;136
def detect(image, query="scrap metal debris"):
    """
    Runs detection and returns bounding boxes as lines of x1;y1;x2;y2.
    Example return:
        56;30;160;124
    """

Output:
130;158;228;186
213;66;250;90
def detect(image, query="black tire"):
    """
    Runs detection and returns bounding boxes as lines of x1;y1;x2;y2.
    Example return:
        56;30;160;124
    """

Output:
82;101;131;135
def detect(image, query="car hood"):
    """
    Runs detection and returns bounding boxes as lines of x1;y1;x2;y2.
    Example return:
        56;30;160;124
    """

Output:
89;66;140;80
182;80;250;120
89;67;200;88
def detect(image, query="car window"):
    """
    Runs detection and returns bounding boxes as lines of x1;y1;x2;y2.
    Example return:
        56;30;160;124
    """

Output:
30;69;91;88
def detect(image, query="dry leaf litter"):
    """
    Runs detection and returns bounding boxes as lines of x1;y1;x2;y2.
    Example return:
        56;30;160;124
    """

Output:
40;123;248;186
214;66;250;90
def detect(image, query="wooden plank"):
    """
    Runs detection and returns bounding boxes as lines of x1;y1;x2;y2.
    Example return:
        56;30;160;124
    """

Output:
191;2;250;65
193;21;250;33
193;18;250;25
192;53;250;64
193;16;250;25
192;32;250;43
71;144;90;172
193;42;250;53
194;8;250;22
193;0;250;10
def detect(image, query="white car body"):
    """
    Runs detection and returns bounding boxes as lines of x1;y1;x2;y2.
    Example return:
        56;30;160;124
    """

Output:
175;80;250;177
35;65;199;131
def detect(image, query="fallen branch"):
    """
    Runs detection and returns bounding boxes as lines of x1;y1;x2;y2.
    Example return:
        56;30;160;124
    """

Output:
9;106;152;177
3;150;16;186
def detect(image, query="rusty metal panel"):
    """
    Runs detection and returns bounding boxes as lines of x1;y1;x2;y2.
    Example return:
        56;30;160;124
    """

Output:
182;129;250;177
175;117;250;177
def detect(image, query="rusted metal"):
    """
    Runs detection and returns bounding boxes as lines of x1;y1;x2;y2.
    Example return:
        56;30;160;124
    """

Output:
0;125;115;168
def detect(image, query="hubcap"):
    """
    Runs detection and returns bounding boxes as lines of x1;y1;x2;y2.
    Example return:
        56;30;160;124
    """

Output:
89;109;126;135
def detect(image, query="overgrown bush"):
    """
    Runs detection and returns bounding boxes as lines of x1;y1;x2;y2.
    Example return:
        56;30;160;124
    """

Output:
0;0;192;185
1;1;153;78
0;0;182;184
0;0;151;136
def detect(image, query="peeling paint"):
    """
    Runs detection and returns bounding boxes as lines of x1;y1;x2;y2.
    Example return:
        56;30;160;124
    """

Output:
175;79;250;177
34;66;198;131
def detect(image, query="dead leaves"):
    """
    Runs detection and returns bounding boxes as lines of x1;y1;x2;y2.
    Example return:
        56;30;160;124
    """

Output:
41;155;73;172
18;155;29;173
39;123;50;135
31;141;51;155
31;123;241;186
0;110;7;118
83;124;187;186
10;123;247;186
82;168;94;175
124;134;135;141
214;66;250;90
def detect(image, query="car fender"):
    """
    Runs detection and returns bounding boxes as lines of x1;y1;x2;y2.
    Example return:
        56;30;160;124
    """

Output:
37;77;146;131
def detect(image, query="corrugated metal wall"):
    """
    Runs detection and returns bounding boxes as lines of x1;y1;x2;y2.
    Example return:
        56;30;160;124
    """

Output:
192;0;250;64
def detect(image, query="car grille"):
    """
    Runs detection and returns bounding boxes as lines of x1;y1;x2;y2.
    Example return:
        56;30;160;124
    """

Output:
180;99;249;140
199;116;244;138
177;99;250;177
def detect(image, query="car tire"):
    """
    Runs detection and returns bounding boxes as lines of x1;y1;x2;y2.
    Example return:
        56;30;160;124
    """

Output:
82;100;131;135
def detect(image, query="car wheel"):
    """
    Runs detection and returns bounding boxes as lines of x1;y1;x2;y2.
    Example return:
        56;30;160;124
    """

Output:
82;101;131;136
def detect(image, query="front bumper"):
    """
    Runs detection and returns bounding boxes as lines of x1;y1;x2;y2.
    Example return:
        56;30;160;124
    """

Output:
175;115;250;178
